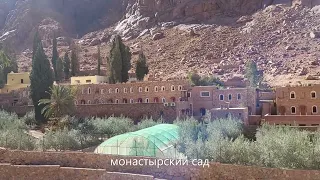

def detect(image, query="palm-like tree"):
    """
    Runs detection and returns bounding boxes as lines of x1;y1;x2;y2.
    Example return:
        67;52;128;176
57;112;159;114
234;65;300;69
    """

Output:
39;85;76;119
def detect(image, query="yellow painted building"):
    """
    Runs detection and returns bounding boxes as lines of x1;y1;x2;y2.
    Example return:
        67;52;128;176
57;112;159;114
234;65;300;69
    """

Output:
0;72;30;94
71;75;108;85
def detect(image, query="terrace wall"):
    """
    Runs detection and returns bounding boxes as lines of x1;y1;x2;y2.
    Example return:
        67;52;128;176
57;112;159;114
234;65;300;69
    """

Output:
0;149;320;180
263;115;320;126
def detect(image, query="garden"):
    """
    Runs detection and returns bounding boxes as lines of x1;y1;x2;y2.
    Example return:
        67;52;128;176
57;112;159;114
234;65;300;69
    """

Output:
2;109;320;170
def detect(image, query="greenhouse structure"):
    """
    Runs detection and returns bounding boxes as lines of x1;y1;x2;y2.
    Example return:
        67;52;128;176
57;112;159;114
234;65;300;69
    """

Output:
94;124;185;159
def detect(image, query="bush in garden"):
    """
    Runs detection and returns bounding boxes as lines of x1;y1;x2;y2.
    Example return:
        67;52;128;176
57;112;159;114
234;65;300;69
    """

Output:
207;115;244;139
255;125;314;169
43;128;80;151
92;116;133;138
23;110;36;127
134;118;161;131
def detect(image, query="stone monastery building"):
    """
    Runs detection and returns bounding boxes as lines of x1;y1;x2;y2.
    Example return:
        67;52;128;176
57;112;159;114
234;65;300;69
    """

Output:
3;72;320;126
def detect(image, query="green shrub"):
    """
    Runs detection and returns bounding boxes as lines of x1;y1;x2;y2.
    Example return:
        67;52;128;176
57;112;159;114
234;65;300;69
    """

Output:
43;128;80;151
92;116;133;138
23;111;36;127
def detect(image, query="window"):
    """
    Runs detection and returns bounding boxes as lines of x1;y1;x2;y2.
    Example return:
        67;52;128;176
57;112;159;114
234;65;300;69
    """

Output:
115;88;119;93
88;88;91;94
161;86;166;91
313;106;318;114
124;88;128;93
130;87;133;93
162;98;166;103
237;94;241;100
145;87;149;92
178;85;183;91
291;106;296;114
228;94;232;100
290;91;296;99
138;98;143;103
100;89;105;94
109;88;112;93
171;85;175;91
130;99;134;103
139;87;143;92
88;100;91;104
115;99;119;104
74;100;78;105
154;97;159;103
145;98;149;103
86;80;91;83
311;91;316;99
123;99;128;103
187;92;191;98
154;86;159;92
219;94;224;101
21;79;24;84
200;91;210;97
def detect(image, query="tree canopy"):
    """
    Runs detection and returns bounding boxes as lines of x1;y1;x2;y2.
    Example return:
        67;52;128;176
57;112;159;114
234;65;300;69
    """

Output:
135;51;149;81
108;35;131;83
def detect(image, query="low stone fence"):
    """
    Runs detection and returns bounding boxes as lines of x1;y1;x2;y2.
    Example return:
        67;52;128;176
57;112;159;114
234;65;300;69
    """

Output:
0;149;320;179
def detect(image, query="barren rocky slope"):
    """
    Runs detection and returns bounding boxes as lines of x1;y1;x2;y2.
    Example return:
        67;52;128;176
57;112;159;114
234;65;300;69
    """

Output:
1;0;320;86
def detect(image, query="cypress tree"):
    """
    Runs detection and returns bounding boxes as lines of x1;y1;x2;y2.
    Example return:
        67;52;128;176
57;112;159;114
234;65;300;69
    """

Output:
245;60;262;87
97;46;101;76
63;52;70;79
108;35;131;83
30;32;54;123
70;49;79;76
56;57;64;82
52;35;58;80
135;52;149;81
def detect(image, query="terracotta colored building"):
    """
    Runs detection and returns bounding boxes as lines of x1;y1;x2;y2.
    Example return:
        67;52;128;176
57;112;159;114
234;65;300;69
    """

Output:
262;84;320;126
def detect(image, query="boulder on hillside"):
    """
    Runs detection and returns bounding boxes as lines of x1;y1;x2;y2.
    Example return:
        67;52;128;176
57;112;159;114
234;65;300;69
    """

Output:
306;74;318;80
152;32;164;40
310;31;320;38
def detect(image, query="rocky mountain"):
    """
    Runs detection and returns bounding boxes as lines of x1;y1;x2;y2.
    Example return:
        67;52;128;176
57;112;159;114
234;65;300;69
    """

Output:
1;0;320;86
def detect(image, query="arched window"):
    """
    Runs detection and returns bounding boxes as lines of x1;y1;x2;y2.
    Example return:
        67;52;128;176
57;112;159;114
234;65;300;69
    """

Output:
161;86;166;91
154;86;159;92
115;88;119;93
313;106;318;114
290;91;296;99
145;87;149;92
154;97;159;103
74;100;78;105
124;88;128;93
219;94;224;101
100;89;105;94
88;87;91;94
291;106;296;114
138;98;143;103
88;100;91;104
130;99;134;103
145;98;149;103
130;87;134;93
109;88;112;93
178;85;183;91
311;91;317;99
171;97;176;102
115;99;119;104
139;87;143;92
162;98;166;103
80;100;86;104
123;98;128;103
237;93;241;100
171;85;175;91
228;94;232;100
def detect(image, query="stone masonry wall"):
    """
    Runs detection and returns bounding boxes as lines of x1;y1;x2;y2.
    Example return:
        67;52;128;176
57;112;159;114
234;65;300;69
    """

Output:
1;149;320;180
76;103;177;122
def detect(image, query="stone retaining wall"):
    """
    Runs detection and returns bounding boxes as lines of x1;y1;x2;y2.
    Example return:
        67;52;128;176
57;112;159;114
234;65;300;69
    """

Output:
1;149;320;179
